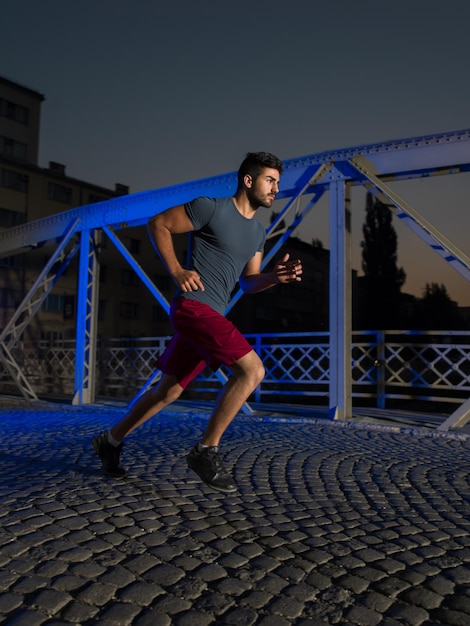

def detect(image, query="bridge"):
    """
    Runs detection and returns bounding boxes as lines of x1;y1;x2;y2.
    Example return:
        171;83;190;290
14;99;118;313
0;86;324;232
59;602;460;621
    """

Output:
0;128;469;430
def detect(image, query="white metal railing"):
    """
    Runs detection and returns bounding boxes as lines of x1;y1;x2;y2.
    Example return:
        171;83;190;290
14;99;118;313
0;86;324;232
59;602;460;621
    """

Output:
1;331;469;409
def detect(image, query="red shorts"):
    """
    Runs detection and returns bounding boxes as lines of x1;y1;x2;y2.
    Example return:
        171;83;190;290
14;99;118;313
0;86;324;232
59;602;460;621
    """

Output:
155;298;253;388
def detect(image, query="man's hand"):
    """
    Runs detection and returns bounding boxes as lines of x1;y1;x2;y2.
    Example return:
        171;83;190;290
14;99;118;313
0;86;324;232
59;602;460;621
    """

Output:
274;253;302;284
172;268;205;292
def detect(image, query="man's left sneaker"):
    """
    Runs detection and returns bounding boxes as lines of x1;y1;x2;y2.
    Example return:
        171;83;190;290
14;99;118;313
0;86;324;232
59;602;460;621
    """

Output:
92;432;127;478
187;445;237;493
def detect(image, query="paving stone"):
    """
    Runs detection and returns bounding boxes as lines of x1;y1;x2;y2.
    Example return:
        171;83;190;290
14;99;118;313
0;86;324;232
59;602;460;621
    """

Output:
76;581;116;606
446;592;470;614
173;610;215;625
2;609;49;625
98;601;142;624
275;563;307;582
30;588;72;614
133;609;172;626
0;591;25;613
221;606;258;625
362;589;394;613
248;555;280;572
143;563;186;585
256;572;290;594
336;573;371;594
304;571;333;591
192;563;228;582
345;604;383;625
61;600;100;624
372;576;412;598
152;593;193;614
239;590;272;609
118;580;165;605
400;585;444;609
386;602;429;624
426;574;455;597
284;582;317;602
268;595;305;619
70;561;107;578
257;615;292;626
433;607;470;626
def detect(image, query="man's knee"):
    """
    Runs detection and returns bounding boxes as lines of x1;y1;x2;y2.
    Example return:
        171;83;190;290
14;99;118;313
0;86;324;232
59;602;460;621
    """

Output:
233;351;265;387
155;375;184;405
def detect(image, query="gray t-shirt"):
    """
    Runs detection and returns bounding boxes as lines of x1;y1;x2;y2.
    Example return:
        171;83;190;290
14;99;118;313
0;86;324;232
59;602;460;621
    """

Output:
179;196;266;315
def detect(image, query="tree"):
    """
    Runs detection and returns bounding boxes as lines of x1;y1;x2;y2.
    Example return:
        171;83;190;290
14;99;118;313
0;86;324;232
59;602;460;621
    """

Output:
413;283;464;329
360;192;406;329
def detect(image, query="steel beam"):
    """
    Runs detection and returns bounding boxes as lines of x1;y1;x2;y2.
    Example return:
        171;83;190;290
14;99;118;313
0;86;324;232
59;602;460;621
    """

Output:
1;129;469;257
347;156;470;281
328;176;352;420
0;218;80;398
73;229;100;405
437;397;470;431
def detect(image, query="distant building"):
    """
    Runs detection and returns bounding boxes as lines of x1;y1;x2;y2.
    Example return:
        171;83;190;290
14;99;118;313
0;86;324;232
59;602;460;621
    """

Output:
0;76;338;343
0;75;178;341
229;238;333;333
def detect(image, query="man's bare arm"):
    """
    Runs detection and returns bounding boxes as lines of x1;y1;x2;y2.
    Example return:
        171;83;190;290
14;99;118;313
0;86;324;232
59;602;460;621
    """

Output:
147;205;204;292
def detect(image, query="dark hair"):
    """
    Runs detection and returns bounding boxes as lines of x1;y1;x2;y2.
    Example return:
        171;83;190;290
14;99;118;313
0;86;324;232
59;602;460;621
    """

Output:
237;152;283;189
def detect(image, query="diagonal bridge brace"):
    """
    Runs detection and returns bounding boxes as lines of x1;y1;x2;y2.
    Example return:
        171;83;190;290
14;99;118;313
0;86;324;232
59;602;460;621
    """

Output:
0;218;81;400
346;155;470;281
345;156;470;429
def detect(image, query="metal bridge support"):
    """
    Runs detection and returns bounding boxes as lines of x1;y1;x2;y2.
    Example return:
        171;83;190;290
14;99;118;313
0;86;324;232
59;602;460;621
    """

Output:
0;218;80;400
328;176;352;420
437;397;470;431
73;229;100;405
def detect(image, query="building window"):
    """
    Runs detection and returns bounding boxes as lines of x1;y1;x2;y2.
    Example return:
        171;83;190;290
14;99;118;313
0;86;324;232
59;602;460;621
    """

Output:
40;330;64;342
98;299;106;321
0;136;27;161
122;237;140;254
154;274;171;291
121;268;139;286
0;207;26;227
0;254;24;268
89;194;105;204
0;288;20;307
0;98;29;124
42;293;64;313
121;302;139;319
0;168;28;192
153;305;169;322
48;182;72;204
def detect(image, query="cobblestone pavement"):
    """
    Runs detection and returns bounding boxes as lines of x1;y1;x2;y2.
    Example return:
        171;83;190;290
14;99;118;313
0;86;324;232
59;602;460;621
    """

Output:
0;401;469;626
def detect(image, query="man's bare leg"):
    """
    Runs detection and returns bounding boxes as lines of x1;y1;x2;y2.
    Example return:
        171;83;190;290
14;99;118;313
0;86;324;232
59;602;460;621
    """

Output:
201;350;264;446
187;350;264;492
111;374;184;442
92;374;183;477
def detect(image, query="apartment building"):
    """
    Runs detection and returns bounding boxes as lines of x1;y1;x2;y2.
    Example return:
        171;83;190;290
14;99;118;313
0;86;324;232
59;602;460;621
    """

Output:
0;75;179;342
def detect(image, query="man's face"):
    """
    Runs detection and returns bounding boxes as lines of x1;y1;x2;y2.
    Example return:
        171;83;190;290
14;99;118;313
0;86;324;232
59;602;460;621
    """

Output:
246;167;280;209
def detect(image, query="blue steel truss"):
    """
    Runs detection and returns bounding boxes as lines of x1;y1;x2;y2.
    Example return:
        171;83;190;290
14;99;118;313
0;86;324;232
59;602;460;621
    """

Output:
0;128;469;428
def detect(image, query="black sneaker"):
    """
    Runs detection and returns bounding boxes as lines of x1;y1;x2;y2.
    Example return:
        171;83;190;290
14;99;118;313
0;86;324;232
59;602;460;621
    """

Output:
186;445;237;493
92;432;127;478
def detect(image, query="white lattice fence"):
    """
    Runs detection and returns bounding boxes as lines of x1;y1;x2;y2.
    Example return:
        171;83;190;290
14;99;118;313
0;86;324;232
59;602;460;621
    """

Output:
1;331;469;406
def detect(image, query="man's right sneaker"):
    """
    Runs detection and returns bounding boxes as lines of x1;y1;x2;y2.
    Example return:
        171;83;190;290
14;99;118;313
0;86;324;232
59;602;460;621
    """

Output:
92;432;127;478
187;445;237;493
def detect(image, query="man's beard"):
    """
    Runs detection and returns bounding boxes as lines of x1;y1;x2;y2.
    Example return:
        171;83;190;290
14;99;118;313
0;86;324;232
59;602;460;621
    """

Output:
247;186;274;209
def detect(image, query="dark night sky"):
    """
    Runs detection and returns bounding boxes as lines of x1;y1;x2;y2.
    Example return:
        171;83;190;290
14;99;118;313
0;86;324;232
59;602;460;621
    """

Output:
2;0;469;304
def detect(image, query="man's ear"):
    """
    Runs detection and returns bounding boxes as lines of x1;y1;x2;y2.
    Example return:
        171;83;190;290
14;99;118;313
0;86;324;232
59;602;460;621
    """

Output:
244;174;253;188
